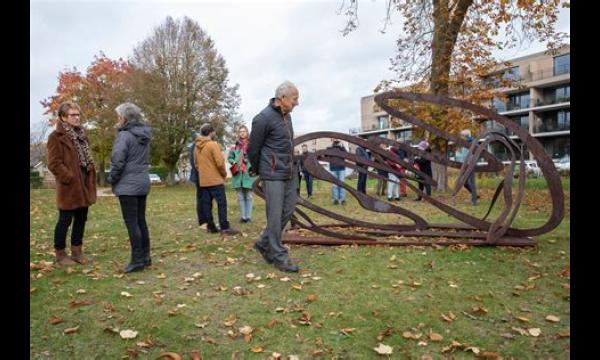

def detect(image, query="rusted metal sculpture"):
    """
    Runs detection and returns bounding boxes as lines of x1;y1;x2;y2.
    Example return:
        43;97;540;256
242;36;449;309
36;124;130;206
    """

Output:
253;91;565;246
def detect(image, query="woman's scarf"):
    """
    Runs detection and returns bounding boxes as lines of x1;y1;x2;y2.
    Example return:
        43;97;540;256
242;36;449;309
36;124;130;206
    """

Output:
236;138;249;173
62;122;95;172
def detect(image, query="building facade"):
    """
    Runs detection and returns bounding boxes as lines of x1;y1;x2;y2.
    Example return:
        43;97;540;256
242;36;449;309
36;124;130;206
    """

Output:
356;45;570;161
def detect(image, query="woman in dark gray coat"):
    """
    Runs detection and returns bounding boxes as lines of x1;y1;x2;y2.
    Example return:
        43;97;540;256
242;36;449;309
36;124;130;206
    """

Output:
107;102;153;273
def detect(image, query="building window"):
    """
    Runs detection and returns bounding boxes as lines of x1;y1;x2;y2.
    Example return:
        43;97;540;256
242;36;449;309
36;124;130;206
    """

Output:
377;115;389;130
539;136;570;159
491;98;507;112
507;92;530;111
536;110;570;133
395;130;412;142
554;54;570;76
555;85;570;102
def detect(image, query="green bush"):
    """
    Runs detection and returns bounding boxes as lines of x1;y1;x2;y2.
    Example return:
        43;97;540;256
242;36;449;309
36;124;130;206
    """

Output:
30;170;42;189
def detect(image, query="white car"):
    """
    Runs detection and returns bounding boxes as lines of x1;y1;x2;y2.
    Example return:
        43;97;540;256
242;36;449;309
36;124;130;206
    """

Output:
524;160;542;177
555;156;570;172
149;173;162;184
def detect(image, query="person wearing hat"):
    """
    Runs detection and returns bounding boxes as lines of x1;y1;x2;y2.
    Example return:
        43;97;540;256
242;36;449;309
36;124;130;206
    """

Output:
414;140;432;201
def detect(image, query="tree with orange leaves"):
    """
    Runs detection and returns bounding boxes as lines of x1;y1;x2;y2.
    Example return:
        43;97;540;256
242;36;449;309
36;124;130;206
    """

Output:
341;0;569;190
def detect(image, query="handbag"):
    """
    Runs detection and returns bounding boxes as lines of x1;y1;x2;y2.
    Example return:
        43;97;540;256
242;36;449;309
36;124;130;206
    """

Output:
230;162;240;176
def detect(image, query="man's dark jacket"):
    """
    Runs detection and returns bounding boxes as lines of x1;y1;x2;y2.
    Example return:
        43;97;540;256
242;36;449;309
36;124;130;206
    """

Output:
327;142;347;171
248;99;296;181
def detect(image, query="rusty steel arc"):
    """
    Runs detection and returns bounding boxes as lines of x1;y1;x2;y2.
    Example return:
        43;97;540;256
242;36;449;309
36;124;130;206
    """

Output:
252;91;564;246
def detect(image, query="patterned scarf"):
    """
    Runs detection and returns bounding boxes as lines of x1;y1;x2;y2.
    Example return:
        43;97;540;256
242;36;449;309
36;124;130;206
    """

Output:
236;138;249;172
62;122;95;172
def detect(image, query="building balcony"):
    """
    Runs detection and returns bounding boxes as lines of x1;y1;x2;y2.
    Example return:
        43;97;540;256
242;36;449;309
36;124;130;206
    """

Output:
535;97;570;107
535;123;570;133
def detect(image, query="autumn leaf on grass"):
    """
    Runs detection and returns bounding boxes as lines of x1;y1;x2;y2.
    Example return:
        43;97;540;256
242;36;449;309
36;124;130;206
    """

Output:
402;330;422;340
250;346;263;353
476;351;503;359
556;330;570;338
292;284;303;290
511;327;529;336
156;273;167;279
429;331;443;342
297;311;311;326
373;343;393;355
528;328;542;337
167;308;179;317
545;315;560;322
63;325;79;335
69;299;93;308
49;315;63;325
157;352;183;360
120;291;133;298
470;307;488;316
30;287;37;294
266;319;280;328
223;315;238;327
76;289;86;294
189;351;202;360
515;316;530;323
376;327;395;341
239;325;254;342
280;277;291;282
339;328;355;336
441;311;456;322
119;329;138;339
306;294;318;303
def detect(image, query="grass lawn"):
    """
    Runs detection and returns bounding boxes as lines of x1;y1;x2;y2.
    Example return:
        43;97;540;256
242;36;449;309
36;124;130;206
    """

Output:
30;176;570;359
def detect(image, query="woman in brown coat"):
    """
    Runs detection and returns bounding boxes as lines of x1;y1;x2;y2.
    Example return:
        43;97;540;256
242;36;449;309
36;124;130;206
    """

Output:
47;101;97;265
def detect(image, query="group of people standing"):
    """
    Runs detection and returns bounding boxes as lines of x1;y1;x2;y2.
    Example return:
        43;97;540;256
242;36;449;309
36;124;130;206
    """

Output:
45;80;478;276
46;81;303;274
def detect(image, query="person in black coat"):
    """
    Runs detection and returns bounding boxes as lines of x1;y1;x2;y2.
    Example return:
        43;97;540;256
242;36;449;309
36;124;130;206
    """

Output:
107;102;153;273
414;141;432;201
355;145;370;194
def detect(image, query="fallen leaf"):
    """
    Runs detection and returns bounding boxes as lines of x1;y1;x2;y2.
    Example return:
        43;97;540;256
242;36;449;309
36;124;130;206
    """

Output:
119;329;138;339
136;341;151;348
30;287;37;294
471;307;488;315
156;352;183;360
223;315;238;327
441;311;456;322
256;284;266;289
69;300;93;308
545;315;560;322
429;332;443;342
250;346;263;353
511;327;529;336
63;326;79;335
465;346;481;355
288;355;299;360
376;327;395;341
402;331;422;340
373;343;393;355
528;328;541;337
339;328;355;336
266;319;280;328
421;355;434;360
120;291;132;298
556;330;570;338
418;341;428;346
189;351;202;360
156;273;167;279
239;325;253;335
292;284;303;290
477;351;502;359
275;307;285;312
104;327;119;335
76;289;86;294
307;294;318;302
515;316;530;323
312;276;322;281
49;315;63;325
280;277;290;282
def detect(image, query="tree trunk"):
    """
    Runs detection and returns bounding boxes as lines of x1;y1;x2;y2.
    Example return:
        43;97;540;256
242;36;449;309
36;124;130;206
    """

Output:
97;162;107;187
165;162;178;186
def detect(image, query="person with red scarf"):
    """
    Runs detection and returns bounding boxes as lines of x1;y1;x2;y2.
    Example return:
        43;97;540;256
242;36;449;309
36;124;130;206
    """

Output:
228;125;256;223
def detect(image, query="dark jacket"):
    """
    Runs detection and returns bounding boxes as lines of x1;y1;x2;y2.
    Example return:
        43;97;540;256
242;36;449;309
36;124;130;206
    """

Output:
415;148;433;176
355;146;370;168
299;151;310;172
188;140;198;184
47;121;97;210
248;99;296;181
107;120;153;196
327;142;347;171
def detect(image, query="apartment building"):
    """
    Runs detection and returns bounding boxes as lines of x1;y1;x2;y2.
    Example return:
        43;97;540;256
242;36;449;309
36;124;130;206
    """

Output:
355;45;570;161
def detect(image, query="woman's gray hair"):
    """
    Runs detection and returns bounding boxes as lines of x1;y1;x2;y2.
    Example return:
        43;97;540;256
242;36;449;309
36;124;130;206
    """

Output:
275;81;297;99
115;102;143;123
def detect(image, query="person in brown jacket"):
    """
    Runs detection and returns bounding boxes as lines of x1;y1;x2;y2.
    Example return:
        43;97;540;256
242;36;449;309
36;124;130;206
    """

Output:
194;123;240;235
47;101;97;265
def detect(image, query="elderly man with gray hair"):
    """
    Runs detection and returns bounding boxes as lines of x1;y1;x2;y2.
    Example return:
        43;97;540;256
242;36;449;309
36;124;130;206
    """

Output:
248;81;300;273
107;102;154;273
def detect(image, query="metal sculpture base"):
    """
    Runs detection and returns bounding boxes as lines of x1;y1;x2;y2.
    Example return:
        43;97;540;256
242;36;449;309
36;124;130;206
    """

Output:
283;224;536;247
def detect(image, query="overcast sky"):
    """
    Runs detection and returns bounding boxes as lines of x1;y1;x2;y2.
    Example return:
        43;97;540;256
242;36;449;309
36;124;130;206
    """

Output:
30;0;570;136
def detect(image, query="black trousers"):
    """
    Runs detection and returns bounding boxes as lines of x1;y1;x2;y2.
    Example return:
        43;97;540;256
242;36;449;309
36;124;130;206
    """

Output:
54;207;88;250
357;168;367;194
118;195;150;263
194;181;205;225
200;185;230;230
